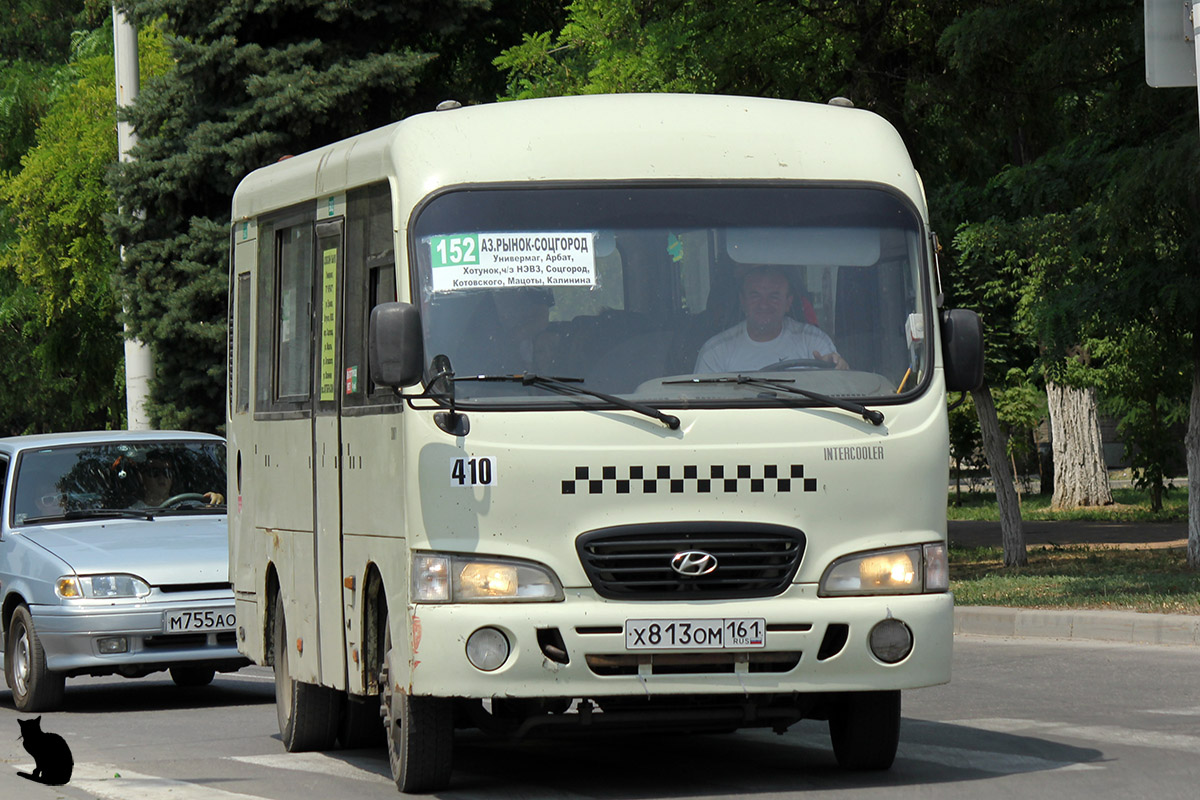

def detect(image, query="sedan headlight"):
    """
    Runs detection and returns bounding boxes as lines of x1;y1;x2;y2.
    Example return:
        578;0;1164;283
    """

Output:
818;543;948;597
412;554;563;603
56;574;151;599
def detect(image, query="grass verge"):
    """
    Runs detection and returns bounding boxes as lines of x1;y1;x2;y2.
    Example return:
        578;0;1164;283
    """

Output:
947;486;1189;522
950;544;1200;615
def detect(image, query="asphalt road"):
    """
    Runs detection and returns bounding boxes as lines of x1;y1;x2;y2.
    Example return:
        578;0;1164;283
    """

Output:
3;636;1199;799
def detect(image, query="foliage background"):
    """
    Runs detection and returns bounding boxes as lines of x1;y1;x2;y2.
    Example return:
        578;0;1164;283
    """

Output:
0;0;1195;516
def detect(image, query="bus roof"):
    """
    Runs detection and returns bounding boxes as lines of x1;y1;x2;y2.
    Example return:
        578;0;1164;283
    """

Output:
231;93;924;221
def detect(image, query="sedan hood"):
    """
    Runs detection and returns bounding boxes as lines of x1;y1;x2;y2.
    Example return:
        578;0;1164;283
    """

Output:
20;516;230;586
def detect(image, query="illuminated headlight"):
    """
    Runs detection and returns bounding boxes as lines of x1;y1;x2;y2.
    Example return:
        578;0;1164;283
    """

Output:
56;574;151;599
818;543;948;597
412;554;563;603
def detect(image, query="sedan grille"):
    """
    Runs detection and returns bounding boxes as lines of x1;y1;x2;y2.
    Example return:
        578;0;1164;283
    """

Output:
576;523;805;600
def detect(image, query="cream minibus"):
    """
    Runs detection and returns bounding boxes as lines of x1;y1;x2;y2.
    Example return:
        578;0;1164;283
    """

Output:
226;93;983;792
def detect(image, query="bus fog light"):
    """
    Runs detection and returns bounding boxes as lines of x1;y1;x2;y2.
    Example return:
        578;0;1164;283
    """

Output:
466;627;510;671
868;619;912;663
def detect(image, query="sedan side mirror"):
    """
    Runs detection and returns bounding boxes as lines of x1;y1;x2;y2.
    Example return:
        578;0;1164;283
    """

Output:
940;309;984;392
369;302;425;388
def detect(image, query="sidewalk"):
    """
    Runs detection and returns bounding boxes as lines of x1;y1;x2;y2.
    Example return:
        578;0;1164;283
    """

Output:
947;520;1199;646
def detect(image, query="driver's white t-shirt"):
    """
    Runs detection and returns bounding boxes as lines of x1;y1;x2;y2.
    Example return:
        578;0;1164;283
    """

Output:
694;317;839;373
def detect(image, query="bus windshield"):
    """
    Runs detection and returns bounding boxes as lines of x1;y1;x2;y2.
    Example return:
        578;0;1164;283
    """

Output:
412;184;931;406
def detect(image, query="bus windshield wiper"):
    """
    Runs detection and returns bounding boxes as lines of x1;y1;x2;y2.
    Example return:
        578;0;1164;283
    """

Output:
666;375;884;426
455;373;681;430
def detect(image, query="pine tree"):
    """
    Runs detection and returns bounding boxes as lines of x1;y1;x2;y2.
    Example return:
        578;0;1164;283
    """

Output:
109;0;495;431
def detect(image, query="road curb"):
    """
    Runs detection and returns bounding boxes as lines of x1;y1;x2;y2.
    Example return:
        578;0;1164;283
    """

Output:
954;606;1200;646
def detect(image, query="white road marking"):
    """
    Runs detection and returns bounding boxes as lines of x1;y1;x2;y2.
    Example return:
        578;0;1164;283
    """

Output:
900;742;1100;773
1144;705;1200;716
754;727;1101;774
946;717;1200;754
218;670;275;683
16;762;267;800
229;751;392;783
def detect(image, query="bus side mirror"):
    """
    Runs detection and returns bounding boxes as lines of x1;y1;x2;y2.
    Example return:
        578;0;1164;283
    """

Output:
940;309;984;392
369;302;425;388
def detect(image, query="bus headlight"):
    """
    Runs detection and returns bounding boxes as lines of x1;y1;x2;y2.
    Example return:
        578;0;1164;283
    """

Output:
818;543;948;597
412;554;563;603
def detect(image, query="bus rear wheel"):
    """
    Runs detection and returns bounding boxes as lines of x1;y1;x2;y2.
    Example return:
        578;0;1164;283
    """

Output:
273;594;339;751
828;690;901;770
379;612;453;792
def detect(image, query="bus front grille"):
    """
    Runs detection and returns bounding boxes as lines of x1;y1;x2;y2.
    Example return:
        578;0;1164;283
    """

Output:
585;651;802;676
576;523;805;600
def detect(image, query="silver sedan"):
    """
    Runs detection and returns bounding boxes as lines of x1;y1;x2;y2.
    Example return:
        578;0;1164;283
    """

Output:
0;430;248;711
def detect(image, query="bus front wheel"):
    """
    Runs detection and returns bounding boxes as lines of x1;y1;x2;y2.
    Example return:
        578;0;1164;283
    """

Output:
379;612;453;792
273;594;339;751
828;690;901;770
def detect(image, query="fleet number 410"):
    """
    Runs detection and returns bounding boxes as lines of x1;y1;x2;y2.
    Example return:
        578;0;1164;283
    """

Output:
451;456;496;487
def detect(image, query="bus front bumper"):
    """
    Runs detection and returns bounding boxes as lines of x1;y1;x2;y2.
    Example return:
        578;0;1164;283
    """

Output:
403;586;953;699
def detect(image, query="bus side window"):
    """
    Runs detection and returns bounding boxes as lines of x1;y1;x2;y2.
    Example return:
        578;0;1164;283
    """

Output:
342;182;395;407
235;272;251;413
276;225;315;402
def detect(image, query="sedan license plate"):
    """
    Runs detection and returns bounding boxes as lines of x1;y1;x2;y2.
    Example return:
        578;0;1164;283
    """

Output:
163;607;236;634
625;618;766;650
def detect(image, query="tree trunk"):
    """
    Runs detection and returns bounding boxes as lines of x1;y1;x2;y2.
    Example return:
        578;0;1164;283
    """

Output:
972;384;1026;567
1047;381;1112;509
1188;349;1200;569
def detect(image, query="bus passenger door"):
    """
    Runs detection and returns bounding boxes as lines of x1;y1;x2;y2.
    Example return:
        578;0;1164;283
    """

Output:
312;217;347;690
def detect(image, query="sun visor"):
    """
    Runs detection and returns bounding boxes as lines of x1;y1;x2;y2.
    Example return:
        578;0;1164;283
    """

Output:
726;227;882;267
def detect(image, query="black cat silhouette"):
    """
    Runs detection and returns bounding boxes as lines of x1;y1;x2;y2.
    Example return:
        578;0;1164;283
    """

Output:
17;715;73;785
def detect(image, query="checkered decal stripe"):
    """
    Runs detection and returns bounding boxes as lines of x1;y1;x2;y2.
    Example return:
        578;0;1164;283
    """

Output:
561;464;817;495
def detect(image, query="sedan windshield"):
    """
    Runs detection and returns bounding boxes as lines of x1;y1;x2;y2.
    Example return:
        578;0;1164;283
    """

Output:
12;441;226;525
412;184;931;408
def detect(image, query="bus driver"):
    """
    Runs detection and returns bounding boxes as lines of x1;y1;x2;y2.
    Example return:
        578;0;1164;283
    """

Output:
694;265;849;373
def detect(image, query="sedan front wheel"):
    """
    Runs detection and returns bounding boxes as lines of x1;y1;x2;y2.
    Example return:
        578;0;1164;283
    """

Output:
4;605;65;712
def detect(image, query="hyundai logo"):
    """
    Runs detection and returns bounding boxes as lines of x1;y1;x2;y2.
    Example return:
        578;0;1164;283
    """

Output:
671;550;719;576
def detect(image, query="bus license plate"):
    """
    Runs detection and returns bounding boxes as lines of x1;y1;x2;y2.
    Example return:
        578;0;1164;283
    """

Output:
625;618;766;650
163;607;236;634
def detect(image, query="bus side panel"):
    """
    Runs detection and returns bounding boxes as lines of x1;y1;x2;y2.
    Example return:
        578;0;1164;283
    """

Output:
229;232;260;661
340;413;409;694
255;420;321;684
274;529;321;683
341;532;409;695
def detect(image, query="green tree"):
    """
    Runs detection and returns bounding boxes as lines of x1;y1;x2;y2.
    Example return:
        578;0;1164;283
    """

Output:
108;0;519;431
1094;326;1190;512
0;23;171;435
935;1;1200;556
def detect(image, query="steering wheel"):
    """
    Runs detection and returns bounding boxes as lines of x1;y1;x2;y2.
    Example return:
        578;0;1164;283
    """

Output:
757;358;834;371
162;492;208;507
